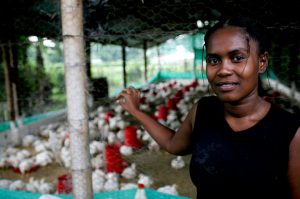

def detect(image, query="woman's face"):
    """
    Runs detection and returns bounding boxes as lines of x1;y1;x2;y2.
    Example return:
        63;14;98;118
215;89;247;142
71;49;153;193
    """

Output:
205;26;261;103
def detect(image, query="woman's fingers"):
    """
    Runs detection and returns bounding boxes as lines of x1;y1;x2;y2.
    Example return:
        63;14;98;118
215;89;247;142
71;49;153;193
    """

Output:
126;86;136;95
115;86;140;104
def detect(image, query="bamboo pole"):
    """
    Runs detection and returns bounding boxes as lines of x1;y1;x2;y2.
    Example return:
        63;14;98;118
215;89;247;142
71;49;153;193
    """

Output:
60;0;93;198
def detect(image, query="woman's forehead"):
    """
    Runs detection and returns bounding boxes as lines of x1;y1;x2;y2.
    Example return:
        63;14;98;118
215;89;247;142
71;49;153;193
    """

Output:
206;26;257;53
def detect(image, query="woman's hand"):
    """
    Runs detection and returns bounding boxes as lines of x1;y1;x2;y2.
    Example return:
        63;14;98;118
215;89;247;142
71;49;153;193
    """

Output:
115;86;141;115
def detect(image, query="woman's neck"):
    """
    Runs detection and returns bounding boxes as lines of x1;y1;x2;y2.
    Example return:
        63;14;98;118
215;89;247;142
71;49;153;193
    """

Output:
223;96;269;118
223;96;271;132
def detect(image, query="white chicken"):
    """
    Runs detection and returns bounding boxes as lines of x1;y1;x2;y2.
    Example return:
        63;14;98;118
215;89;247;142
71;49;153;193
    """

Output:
7;149;30;168
171;156;185;170
92;169;106;193
141;130;151;142
22;134;38;147
121;163;137;180
9;180;25;190
48;131;64;162
119;145;133;156
120;182;138;190
34;140;50;153
138;174;153;188
89;140;105;156
39;194;63;199
116;130;124;142
35;151;54;167
0;156;9;168
157;184;179;196
91;154;105;170
38;178;55;194
0;179;12;189
60;146;71;168
139;104;151;112
9;121;21;146
147;139;160;152
5;146;18;156
19;158;35;174
104;172;119;192
16;149;31;160
26;177;40;192
113;103;124;114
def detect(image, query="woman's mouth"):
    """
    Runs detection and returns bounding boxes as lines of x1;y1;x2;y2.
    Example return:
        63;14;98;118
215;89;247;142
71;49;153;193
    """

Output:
215;82;239;92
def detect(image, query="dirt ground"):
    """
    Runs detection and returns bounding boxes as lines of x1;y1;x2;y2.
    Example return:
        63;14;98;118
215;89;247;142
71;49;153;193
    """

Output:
0;149;196;199
127;150;196;198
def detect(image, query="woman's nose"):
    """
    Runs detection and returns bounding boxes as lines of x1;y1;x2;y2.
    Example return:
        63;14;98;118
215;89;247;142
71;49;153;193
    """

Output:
217;61;233;76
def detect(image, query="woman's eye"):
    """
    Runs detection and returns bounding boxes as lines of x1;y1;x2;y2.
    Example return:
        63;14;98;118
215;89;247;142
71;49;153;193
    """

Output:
206;57;220;65
232;55;245;63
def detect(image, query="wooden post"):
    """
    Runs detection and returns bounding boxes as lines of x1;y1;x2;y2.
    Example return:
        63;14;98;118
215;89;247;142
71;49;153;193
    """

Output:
2;41;22;146
60;0;93;198
10;42;20;120
143;40;148;82
122;42;127;88
36;41;46;105
1;44;15;121
2;41;20;120
156;44;162;71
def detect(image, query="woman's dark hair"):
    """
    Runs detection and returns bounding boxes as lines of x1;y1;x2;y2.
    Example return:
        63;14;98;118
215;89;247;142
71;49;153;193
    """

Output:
204;16;271;54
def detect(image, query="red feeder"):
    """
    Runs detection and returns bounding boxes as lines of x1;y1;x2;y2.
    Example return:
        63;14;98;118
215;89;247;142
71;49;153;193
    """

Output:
139;96;146;104
104;112;114;123
124;125;142;149
158;105;168;120
174;90;183;100
57;174;72;194
151;113;158;121
105;144;127;173
167;98;177;110
12;165;40;174
182;85;190;93
190;80;199;88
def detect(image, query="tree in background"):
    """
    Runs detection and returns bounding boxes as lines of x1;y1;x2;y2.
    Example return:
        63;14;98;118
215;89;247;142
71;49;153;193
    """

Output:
35;39;52;108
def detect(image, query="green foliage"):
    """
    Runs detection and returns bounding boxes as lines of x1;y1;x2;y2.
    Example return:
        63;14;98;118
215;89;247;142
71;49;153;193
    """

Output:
17;63;39;113
92;44;122;62
46;63;65;100
1;33;201;119
44;42;63;64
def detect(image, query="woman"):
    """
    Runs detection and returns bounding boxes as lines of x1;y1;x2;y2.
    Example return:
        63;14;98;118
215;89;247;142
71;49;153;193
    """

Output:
116;16;300;199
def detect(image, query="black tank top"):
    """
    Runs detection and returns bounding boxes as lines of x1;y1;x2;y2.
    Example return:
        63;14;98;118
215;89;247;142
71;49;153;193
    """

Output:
190;96;300;199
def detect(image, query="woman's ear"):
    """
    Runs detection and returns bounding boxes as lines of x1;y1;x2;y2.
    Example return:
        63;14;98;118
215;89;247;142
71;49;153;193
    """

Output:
258;52;269;73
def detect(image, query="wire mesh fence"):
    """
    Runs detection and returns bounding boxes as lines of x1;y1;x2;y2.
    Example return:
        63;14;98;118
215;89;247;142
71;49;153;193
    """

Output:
0;1;300;199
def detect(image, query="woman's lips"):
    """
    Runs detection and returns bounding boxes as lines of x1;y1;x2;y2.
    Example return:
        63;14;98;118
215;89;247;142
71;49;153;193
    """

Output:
215;82;239;92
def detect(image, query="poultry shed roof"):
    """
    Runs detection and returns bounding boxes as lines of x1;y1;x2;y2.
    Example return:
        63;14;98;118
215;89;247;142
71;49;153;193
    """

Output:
0;0;299;48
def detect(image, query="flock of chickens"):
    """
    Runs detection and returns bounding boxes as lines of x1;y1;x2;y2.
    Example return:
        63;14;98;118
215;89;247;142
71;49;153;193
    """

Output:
0;79;297;198
0;79;207;197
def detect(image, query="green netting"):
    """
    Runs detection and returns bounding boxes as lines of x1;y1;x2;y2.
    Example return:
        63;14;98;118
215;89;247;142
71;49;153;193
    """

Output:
0;122;10;133
0;109;66;133
0;69;278;133
260;68;278;80
148;71;207;83
0;188;191;199
148;70;277;84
